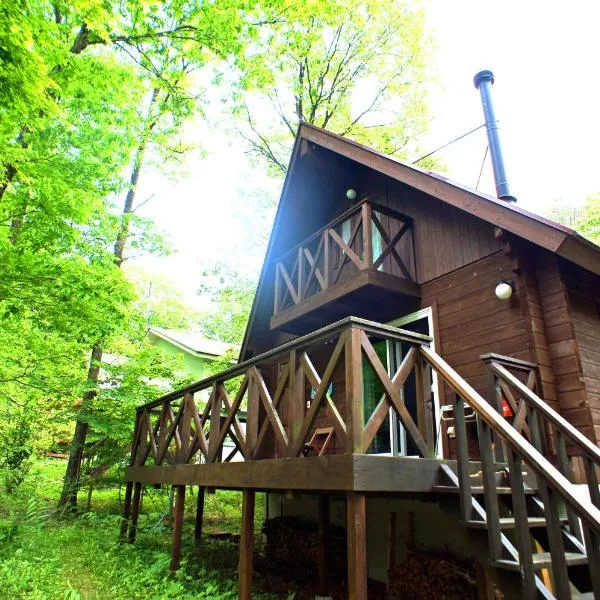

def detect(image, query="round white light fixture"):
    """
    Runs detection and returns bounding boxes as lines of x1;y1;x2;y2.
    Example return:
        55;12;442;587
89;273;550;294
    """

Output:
345;188;357;200
495;280;513;300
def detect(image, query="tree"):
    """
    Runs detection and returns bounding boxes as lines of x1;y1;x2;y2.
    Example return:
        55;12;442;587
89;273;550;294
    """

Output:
235;0;434;175
57;0;292;508
577;193;600;245
197;263;256;345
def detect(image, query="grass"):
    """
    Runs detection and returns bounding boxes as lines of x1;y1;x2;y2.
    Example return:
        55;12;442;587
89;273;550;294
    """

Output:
0;459;290;600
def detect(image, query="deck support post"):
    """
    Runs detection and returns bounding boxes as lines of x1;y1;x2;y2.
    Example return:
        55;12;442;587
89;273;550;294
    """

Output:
170;484;186;571
127;482;142;544
318;495;331;595
346;492;367;600
194;486;205;547
239;489;255;600
119;481;133;540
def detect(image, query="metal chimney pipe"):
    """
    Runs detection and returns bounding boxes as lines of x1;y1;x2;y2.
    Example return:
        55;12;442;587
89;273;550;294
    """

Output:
474;70;516;202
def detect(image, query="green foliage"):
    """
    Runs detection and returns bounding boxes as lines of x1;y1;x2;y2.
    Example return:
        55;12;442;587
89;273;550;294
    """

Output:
234;0;435;174
0;461;282;600
577;193;600;245
0;1;58;128
540;198;583;229
198;263;257;345
0;411;33;493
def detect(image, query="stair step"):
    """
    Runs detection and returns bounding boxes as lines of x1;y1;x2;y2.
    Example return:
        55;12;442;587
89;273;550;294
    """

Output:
494;552;588;571
466;517;549;529
572;593;594;599
432;485;536;495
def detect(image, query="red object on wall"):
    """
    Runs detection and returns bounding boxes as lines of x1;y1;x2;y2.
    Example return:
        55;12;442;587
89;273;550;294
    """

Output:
501;398;513;418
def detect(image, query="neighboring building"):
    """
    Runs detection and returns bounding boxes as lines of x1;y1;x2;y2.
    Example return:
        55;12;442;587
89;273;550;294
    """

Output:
148;327;238;381
123;124;600;600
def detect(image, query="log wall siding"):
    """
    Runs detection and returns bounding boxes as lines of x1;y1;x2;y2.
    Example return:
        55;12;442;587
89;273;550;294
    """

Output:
420;251;534;408
536;255;596;445
562;262;600;444
515;248;560;414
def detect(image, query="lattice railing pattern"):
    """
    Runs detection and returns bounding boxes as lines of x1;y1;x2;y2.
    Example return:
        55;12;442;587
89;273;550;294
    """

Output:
129;318;435;468
273;199;415;315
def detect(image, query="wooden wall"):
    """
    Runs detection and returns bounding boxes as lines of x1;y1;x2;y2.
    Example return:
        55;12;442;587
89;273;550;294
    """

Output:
562;262;600;444
515;246;560;413
420;251;534;407
354;168;503;284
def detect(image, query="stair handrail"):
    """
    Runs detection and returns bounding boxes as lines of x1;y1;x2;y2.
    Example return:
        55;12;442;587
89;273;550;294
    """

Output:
422;346;600;598
490;361;600;505
422;345;600;529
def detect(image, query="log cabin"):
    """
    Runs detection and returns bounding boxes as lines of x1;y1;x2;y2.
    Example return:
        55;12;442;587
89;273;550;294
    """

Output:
121;122;600;599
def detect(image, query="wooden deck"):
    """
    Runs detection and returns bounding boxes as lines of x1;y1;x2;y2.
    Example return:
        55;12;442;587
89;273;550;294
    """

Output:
126;454;456;492
120;318;600;600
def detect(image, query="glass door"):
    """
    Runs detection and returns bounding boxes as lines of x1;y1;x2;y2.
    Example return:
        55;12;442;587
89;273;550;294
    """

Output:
363;308;439;457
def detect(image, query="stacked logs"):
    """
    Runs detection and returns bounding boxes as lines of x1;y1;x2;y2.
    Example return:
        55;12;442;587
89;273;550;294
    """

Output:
263;516;346;575
387;551;478;600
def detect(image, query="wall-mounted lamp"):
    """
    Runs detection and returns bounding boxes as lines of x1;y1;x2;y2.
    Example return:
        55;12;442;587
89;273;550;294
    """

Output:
495;280;514;300
345;188;357;200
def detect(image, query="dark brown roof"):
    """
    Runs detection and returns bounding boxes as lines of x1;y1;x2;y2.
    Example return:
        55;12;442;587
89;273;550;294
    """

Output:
239;123;600;360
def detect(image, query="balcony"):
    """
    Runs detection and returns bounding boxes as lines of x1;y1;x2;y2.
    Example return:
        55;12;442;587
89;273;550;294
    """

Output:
271;198;420;332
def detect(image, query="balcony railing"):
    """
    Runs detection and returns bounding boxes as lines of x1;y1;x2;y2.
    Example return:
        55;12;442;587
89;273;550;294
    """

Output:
273;198;417;319
128;317;436;468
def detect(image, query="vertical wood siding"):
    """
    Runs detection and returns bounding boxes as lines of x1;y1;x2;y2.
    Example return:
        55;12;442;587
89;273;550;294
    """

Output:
356;170;503;284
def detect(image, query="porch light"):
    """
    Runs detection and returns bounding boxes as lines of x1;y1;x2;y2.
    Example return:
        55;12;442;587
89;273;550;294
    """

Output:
345;188;357;200
495;280;514;300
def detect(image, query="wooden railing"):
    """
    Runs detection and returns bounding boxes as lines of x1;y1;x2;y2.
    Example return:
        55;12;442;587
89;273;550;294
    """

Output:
428;349;600;599
128;317;435;469
126;320;600;598
483;353;600;512
273;199;416;316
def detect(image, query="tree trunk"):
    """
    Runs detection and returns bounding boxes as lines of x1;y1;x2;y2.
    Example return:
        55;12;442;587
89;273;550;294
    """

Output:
59;87;162;509
58;344;102;509
113;87;160;265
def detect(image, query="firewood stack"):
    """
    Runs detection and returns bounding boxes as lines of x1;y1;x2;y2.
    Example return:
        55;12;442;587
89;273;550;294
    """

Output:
387;551;478;599
263;516;346;575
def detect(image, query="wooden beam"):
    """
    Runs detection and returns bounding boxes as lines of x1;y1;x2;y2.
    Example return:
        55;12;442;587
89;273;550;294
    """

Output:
170;484;186;571
119;481;134;540
270;269;420;331
208;383;222;463
246;372;259;454
346;492;367;600
126;454;457;492
127;482;142;544
239;489;255;600
345;328;364;454
288;349;304;454
195;486;205;547
361;203;373;267
318;495;331;596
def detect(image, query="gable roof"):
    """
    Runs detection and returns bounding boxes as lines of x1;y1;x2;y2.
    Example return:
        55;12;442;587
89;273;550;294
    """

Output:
149;327;239;358
240;122;600;360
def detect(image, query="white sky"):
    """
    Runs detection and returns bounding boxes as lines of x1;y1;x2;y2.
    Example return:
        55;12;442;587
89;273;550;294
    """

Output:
131;0;600;307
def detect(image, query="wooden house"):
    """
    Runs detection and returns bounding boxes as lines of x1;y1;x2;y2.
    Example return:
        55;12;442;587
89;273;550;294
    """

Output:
121;124;600;599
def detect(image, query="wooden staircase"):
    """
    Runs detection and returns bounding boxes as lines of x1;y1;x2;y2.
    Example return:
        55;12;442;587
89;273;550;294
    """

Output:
423;351;600;600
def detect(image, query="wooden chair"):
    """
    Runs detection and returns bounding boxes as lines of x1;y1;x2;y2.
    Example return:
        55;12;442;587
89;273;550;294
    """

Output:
303;426;335;456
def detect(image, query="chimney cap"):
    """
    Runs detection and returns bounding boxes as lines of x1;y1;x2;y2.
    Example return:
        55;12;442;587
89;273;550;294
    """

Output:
474;70;495;89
